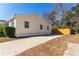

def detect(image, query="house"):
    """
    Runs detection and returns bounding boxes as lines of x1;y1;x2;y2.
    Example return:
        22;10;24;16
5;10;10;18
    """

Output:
8;14;52;37
0;20;6;25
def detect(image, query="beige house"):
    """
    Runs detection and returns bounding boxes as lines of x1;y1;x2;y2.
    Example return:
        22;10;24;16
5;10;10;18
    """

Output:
8;14;52;37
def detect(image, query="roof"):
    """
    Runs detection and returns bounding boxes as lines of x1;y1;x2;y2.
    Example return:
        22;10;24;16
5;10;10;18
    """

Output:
8;13;41;22
8;14;52;24
0;20;6;25
0;20;6;22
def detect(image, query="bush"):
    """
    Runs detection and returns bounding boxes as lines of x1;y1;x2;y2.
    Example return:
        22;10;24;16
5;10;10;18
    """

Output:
0;32;5;37
3;27;15;38
0;26;5;37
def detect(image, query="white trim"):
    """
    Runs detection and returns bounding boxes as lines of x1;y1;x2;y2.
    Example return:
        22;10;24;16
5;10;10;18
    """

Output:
15;32;51;37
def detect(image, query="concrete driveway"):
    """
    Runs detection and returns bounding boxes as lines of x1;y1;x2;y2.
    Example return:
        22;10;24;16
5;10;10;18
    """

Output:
64;42;79;56
0;35;62;56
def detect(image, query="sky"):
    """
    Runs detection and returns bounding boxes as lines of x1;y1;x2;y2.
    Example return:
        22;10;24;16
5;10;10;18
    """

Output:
0;3;76;21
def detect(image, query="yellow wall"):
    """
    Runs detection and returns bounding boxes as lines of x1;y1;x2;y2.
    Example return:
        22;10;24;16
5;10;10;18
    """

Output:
52;28;71;35
58;29;71;35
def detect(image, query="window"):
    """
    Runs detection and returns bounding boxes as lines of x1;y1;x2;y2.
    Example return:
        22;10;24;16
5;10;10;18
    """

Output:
40;24;43;30
24;21;29;28
47;26;49;30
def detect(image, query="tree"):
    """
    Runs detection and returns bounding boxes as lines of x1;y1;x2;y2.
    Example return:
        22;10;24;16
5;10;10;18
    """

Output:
43;9;58;28
43;3;65;29
71;4;79;33
43;3;79;33
61;10;74;27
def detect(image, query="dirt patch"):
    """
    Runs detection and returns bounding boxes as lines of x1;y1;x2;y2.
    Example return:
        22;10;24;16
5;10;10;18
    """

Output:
16;36;69;56
67;34;79;44
0;37;15;43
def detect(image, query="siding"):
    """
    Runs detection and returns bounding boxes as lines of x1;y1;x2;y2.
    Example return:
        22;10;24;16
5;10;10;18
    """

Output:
9;19;16;28
9;14;52;37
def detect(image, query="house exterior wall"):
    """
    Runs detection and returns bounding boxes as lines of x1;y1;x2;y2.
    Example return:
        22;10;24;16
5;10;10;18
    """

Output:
9;19;16;27
9;14;52;37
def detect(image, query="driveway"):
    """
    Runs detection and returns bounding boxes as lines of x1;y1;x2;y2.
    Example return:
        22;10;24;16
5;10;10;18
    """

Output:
0;35;62;56
64;42;79;56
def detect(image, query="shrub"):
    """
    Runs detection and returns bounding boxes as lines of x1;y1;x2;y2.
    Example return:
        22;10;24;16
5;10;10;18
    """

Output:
0;32;5;37
3;27;15;38
0;25;5;37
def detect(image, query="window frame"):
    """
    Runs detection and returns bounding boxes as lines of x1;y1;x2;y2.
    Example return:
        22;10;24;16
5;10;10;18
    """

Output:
40;24;43;30
24;21;29;28
47;25;49;30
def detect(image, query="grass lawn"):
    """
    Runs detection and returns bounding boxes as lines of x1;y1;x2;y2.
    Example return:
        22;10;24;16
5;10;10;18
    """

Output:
16;34;79;56
0;37;15;43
